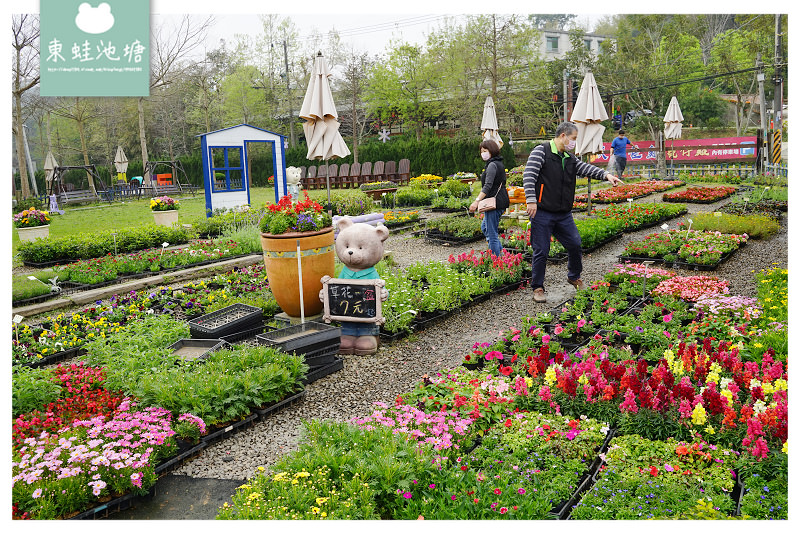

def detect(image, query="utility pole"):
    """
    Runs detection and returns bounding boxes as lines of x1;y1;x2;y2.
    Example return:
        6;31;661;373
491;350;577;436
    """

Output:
770;14;783;169
284;40;296;148
756;53;768;173
563;71;569;121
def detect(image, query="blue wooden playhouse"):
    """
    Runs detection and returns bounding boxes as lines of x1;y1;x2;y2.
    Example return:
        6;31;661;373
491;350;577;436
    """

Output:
197;124;288;217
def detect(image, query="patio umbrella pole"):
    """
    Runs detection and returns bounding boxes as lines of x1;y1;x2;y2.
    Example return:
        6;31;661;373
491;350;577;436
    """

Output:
586;154;593;215
325;159;332;218
296;239;305;324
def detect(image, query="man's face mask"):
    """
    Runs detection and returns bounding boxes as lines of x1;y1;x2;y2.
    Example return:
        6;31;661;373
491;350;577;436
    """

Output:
565;137;577;151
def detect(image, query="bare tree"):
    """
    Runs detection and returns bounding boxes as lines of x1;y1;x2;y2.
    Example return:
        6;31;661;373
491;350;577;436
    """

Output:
12;14;40;200
337;49;373;163
138;15;213;183
50;98;104;194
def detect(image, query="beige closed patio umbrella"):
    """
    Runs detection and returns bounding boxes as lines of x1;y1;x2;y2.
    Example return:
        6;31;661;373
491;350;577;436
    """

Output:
113;145;129;180
570;72;608;213
663;96;684;176
44;151;58;193
480;95;503;148
299;51;351;212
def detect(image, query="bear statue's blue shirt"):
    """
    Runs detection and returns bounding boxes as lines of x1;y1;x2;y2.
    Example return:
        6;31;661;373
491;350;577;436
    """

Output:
339;266;379;280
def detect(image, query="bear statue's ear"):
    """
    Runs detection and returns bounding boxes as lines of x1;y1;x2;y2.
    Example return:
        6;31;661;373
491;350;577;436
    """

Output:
375;224;389;242
337;216;353;230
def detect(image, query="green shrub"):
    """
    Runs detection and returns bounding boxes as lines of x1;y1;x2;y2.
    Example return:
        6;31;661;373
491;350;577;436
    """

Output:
690;212;779;239
331;190;373;216
12;366;62;418
436;178;470;198
395;187;435;207
16;225;194;264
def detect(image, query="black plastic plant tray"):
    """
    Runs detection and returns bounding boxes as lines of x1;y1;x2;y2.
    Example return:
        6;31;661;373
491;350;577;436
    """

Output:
69;486;157;520
302;357;344;385
26;347;86;369
201;413;259;445
301;343;340;367
256;321;341;355
219;323;273;344
168;338;229;362
253;390;306;420
188;303;263;339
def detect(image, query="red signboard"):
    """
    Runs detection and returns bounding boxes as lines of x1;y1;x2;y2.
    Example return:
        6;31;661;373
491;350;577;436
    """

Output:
590;136;757;165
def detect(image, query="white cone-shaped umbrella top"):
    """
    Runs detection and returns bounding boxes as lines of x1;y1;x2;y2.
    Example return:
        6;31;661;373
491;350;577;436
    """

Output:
570;72;608;155
299;52;351;161
480;96;503;148
570;72;609;124
663;96;684;140
113;146;129;173
44;151;58;182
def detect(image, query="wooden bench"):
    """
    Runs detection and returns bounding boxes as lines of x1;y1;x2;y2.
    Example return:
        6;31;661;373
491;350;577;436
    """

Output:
59;189;100;205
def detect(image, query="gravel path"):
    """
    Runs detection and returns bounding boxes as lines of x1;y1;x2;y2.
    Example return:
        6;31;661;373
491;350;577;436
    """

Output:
172;195;789;481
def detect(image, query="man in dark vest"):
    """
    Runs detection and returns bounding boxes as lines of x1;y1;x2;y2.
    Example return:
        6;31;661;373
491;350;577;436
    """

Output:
523;121;623;303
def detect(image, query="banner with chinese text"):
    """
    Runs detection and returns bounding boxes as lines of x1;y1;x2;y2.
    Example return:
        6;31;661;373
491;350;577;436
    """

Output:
590;136;757;165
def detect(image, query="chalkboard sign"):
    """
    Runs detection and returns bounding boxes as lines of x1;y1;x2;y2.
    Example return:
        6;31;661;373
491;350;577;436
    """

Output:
321;277;385;324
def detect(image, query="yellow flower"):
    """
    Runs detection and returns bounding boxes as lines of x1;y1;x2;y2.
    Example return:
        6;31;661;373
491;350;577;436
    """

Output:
691;404;707;425
782;441;787;454
704;425;715;435
311;506;320;515
316;497;328;505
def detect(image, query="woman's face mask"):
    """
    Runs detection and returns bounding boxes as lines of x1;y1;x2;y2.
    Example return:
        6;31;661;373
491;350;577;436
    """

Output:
481;152;491;161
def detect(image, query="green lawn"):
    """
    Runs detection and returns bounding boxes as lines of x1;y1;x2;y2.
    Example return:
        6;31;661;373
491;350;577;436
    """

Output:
10;186;362;257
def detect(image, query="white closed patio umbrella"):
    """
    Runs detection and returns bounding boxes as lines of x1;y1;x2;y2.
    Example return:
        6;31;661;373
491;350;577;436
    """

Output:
663;96;684;176
44;151;58;192
113;145;129;178
480;95;503;148
299;51;351;212
570;72;608;213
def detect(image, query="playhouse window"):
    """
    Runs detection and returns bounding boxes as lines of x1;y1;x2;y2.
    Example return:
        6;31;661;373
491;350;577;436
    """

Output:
210;146;245;192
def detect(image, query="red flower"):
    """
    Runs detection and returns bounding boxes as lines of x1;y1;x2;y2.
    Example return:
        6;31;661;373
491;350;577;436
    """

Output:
649;466;659;476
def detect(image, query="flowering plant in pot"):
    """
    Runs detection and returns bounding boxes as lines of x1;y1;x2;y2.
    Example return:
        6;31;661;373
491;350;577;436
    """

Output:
259;191;331;235
13;208;51;228
150;196;179;211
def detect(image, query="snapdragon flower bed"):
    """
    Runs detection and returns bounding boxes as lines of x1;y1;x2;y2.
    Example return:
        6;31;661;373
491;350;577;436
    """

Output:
574;180;684;204
213;263;787;521
662;186;737;203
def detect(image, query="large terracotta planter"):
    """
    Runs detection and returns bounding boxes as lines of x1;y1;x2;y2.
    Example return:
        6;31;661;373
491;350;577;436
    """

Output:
260;227;335;317
17;224;50;242
153;209;179;226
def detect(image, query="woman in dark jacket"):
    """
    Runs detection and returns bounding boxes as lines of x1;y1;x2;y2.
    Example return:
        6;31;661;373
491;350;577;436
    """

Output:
469;139;509;256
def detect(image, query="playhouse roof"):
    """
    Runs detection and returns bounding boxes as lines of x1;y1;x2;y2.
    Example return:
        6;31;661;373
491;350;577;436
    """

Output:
196;123;286;139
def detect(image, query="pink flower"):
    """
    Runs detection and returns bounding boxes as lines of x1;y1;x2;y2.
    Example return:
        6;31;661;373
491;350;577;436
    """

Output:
554;325;564;335
403;492;413;499
541;334;551;345
663;313;673;323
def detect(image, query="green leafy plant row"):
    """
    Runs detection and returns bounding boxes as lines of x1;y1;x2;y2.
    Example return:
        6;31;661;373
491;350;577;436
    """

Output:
16;225;193;264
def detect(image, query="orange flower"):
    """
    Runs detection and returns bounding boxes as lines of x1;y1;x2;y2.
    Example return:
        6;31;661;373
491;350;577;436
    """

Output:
675;444;689;455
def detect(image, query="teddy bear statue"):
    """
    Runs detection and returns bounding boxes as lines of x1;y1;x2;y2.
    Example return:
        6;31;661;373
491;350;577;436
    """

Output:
320;216;389;355
285;166;302;201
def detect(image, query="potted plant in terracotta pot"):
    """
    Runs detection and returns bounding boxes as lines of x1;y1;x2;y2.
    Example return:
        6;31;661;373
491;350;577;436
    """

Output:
14;208;51;241
259;191;334;318
150;196;179;226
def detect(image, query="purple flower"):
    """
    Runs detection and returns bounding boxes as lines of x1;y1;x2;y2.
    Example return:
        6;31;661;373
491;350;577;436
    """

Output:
635;326;644;333
664;464;674;472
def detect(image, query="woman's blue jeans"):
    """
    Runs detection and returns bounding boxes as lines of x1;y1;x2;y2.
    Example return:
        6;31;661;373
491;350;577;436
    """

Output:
481;208;504;256
529;208;582;291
